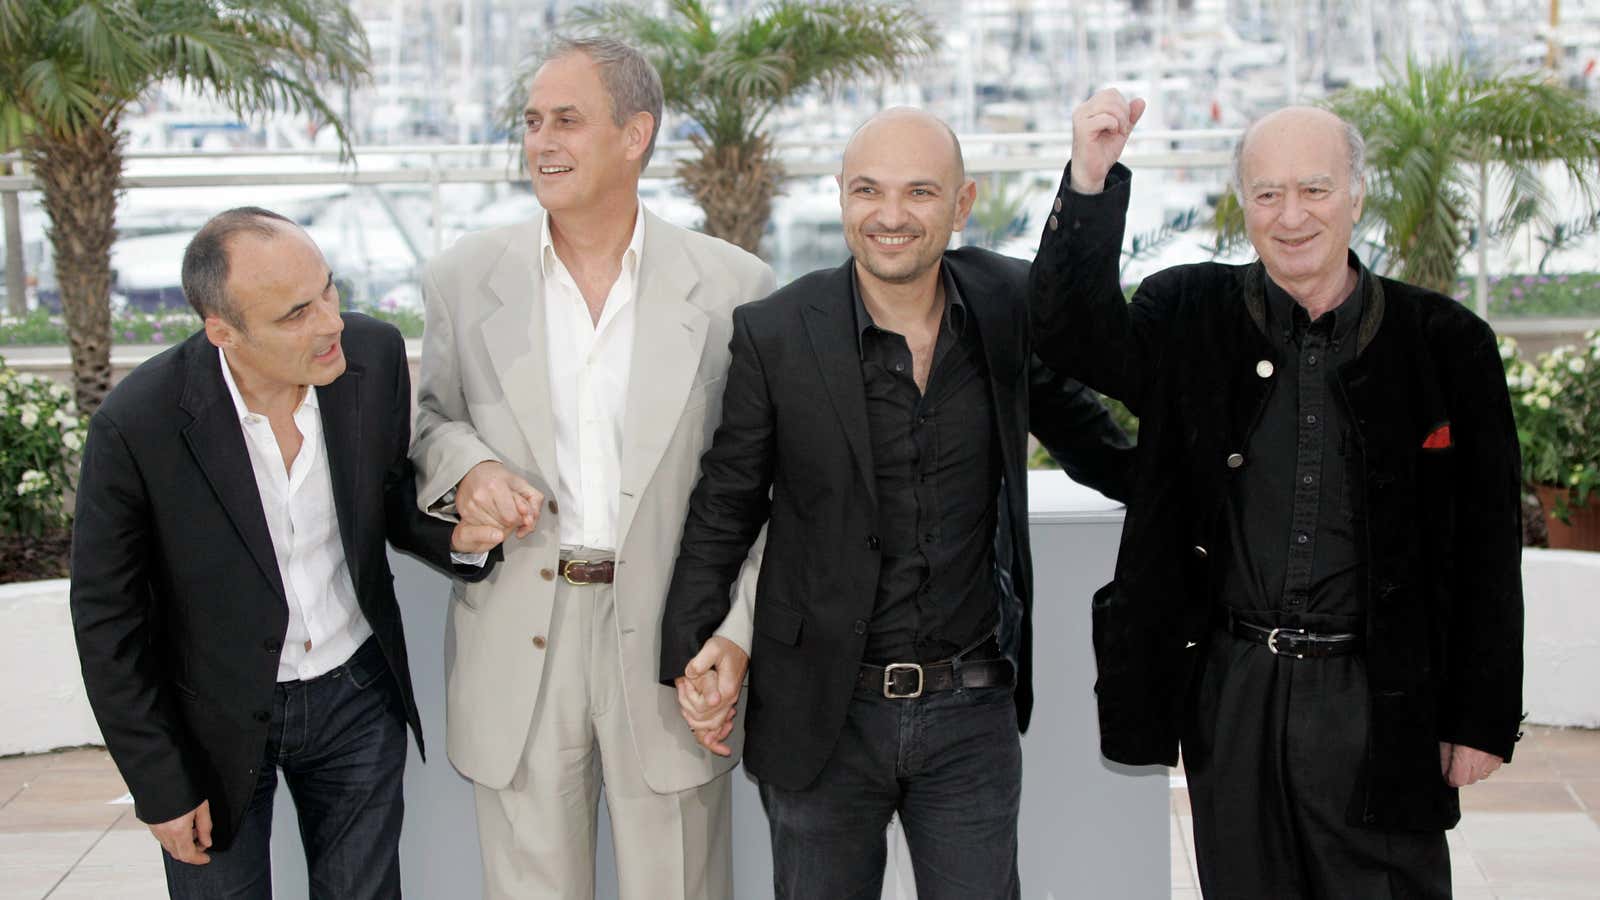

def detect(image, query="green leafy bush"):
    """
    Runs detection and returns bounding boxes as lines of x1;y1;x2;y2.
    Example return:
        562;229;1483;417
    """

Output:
1502;332;1600;514
0;356;86;536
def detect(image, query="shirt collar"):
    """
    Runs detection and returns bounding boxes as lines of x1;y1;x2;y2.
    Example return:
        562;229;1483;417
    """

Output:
1264;265;1364;345
218;346;318;423
539;202;646;282
850;261;968;358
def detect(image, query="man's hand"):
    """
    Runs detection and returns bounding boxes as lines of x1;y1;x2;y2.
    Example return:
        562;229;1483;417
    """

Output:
674;636;749;757
149;799;213;866
449;522;505;554
1440;742;1504;788
1070;89;1147;195
456;460;542;538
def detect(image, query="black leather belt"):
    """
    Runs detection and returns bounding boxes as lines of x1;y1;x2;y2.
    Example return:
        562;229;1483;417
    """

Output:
557;558;614;585
1223;609;1362;659
857;653;1015;699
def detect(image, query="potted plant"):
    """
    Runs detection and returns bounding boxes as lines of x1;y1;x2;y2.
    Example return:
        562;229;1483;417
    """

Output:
0;356;84;582
1502;332;1600;549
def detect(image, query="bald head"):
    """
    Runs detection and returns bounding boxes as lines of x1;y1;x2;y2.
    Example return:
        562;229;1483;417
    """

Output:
843;107;965;183
1233;106;1365;204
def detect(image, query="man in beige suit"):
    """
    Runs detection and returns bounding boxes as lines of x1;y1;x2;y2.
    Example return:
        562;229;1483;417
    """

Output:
410;36;773;900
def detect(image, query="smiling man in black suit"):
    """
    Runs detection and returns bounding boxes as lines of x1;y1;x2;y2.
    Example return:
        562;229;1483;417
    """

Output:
70;207;503;899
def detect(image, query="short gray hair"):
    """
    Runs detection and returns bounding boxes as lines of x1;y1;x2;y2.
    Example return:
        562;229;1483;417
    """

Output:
181;207;295;330
542;36;665;167
1231;114;1366;205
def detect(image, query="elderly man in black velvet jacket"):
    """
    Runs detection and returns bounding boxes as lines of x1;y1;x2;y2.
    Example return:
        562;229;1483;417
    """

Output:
1031;93;1524;898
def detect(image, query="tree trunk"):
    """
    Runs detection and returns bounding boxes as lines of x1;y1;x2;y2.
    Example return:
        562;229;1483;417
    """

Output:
677;134;781;256
26;125;121;415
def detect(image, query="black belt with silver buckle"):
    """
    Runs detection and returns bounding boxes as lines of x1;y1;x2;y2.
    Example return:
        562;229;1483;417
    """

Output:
557;558;614;585
1223;608;1362;659
856;653;1015;699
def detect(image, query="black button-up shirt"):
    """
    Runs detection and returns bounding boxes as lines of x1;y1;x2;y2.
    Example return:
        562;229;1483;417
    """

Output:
1219;270;1367;617
853;264;1000;663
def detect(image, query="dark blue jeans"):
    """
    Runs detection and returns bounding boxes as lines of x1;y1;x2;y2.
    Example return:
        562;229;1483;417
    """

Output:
758;679;1023;900
163;638;408;900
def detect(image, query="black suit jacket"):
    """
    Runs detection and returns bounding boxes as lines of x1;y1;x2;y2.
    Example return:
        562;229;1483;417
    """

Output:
660;248;1132;791
1031;164;1524;831
70;315;481;849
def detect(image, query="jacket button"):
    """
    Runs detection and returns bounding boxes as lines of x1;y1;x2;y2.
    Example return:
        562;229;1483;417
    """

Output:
1226;453;1245;469
854;619;867;635
1255;359;1274;378
867;535;881;551
1053;195;1064;213
263;637;282;653
531;635;547;649
1048;214;1060;232
540;568;554;581
253;710;270;723
548;500;559;515
1192;545;1208;559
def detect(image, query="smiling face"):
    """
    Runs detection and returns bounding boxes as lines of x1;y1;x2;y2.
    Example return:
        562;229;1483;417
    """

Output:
522;51;651;215
1239;107;1364;289
838;109;976;289
205;222;346;392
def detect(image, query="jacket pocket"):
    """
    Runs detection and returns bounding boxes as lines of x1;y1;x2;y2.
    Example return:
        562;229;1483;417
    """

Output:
754;599;803;646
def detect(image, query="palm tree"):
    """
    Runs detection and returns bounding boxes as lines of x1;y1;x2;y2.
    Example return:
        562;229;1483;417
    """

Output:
0;0;370;414
1327;60;1600;313
566;0;936;254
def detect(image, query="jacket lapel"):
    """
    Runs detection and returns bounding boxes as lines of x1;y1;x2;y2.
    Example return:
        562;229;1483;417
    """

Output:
479;221;557;485
178;336;286;602
946;256;1023;476
317;364;363;591
615;212;710;548
801;260;876;505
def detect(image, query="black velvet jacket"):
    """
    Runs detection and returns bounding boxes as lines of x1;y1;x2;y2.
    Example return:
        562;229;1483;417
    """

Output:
1030;164;1524;831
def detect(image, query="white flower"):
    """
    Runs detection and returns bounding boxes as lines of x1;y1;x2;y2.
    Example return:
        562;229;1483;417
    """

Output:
1498;339;1517;360
62;430;82;452
18;403;39;428
1536;394;1553;410
1570;357;1588;375
51;409;79;430
15;469;47;496
50;382;70;401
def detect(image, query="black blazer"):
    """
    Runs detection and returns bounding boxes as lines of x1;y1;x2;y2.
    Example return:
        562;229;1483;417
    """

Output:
70;315;481;849
1030;164;1524;831
660;249;1132;791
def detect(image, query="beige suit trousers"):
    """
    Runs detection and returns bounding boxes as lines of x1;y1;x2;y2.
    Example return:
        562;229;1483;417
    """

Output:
473;558;733;900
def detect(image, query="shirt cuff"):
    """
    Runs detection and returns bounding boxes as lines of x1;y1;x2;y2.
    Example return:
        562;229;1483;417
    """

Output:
450;551;488;567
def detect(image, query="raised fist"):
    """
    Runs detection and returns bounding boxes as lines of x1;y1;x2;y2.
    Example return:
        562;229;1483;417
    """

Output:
1070;89;1147;195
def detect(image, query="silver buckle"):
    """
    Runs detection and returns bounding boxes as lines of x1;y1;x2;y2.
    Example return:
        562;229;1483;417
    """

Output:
1266;627;1307;659
562;559;591;586
883;663;924;699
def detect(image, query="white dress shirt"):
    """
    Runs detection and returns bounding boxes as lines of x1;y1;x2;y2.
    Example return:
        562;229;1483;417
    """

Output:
220;348;368;682
541;206;645;551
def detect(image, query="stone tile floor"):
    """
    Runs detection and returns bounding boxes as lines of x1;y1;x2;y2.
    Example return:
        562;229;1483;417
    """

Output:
1;726;1596;898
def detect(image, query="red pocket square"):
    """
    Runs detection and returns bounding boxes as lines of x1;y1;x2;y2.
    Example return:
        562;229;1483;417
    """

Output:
1422;423;1452;449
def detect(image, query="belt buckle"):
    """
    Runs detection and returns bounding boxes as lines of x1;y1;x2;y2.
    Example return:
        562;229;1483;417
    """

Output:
562;559;592;586
883;663;924;699
1266;627;1307;659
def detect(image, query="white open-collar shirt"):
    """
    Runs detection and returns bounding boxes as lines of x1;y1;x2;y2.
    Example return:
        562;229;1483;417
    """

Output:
540;204;645;552
219;348;367;682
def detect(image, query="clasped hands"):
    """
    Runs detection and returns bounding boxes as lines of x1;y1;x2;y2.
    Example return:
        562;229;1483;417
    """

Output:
448;459;544;553
675;636;749;757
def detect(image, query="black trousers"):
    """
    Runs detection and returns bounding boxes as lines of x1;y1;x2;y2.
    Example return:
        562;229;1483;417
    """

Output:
162;638;409;900
1183;618;1450;900
758;678;1022;900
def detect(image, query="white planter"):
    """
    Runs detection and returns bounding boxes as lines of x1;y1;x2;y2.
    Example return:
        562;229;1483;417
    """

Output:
1522;549;1600;728
0;578;104;754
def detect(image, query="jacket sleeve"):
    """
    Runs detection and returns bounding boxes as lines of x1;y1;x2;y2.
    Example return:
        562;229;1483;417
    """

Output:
379;327;497;583
1029;162;1178;417
1027;354;1134;503
411;261;500;513
1436;319;1525;761
659;306;776;683
69;412;204;826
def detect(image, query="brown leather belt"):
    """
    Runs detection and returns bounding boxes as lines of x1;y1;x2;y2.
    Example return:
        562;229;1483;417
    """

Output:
557;558;614;585
857;656;1015;699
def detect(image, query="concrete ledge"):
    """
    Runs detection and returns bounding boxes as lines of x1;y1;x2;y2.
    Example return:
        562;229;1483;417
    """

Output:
1523;549;1600;728
0;578;103;755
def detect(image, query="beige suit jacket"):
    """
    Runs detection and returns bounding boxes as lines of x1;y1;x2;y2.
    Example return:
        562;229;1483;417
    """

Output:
412;208;775;793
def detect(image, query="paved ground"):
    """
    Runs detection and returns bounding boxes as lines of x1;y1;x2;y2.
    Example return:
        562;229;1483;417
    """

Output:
2;726;1597;898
